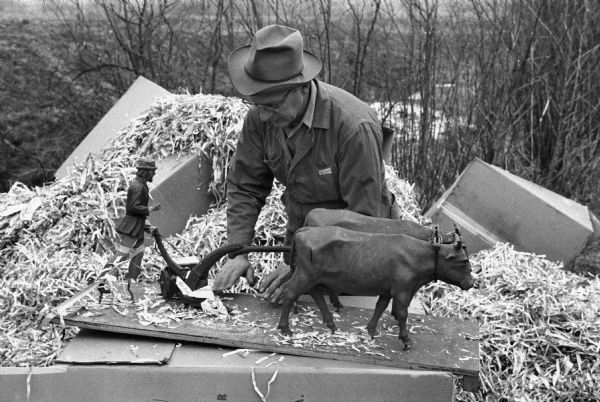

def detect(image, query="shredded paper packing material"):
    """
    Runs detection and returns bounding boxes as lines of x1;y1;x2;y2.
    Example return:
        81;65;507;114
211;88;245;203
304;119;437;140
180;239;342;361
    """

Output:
1;92;597;401
175;278;219;303
200;297;228;318
418;243;600;400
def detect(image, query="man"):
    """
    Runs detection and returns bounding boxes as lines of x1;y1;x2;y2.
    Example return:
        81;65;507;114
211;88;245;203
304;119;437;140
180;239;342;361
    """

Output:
113;159;161;280
212;24;398;299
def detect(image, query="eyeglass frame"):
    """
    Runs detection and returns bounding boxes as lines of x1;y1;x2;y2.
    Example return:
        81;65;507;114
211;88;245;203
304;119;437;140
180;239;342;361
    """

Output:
242;87;295;112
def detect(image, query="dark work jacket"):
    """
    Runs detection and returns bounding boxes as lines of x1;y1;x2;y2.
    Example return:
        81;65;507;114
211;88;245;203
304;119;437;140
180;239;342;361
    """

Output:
116;176;150;240
226;80;396;246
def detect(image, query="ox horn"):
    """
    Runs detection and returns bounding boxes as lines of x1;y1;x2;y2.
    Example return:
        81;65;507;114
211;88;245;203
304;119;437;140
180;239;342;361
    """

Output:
452;223;462;250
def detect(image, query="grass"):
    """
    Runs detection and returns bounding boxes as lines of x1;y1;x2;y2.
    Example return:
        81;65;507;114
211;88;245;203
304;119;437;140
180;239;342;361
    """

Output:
0;15;108;191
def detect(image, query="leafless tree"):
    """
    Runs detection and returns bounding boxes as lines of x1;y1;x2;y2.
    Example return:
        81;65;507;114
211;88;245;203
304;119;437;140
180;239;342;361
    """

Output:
43;0;600;214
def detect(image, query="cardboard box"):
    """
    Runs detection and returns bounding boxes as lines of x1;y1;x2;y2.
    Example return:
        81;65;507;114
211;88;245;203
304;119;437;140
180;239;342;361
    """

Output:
426;198;506;254
148;153;213;237
56;76;171;178
426;158;596;264
0;332;456;402
55;76;214;237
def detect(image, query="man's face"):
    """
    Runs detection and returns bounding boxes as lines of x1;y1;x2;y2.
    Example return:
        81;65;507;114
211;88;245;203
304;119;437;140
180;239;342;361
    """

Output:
247;86;304;127
139;169;156;182
148;169;156;182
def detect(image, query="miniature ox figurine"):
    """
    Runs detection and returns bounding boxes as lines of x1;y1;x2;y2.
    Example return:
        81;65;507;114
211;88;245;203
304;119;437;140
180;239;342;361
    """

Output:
304;208;457;243
272;225;475;349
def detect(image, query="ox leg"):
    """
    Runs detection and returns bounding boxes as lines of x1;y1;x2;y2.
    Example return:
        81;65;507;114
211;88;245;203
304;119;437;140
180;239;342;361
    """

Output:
327;289;343;312
313;284;342;311
309;287;337;333
392;295;412;350
276;273;314;336
277;296;296;336
366;295;391;338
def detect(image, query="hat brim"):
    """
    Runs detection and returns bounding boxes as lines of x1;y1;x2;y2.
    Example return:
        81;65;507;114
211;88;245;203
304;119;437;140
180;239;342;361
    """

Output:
228;45;322;96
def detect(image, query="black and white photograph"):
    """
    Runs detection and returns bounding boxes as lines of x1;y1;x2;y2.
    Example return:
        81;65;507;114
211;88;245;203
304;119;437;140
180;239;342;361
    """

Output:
1;1;599;401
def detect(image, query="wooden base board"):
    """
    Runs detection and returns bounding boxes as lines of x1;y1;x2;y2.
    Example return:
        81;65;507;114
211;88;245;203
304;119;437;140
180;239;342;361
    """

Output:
52;283;480;391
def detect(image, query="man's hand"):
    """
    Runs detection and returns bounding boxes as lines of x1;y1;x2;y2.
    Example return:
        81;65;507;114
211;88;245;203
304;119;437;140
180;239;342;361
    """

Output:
150;203;161;212
258;262;291;302
212;254;251;291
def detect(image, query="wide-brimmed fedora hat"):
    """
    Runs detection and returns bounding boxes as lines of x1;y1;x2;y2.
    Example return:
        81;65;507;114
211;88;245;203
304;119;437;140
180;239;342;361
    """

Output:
228;24;322;96
136;159;157;170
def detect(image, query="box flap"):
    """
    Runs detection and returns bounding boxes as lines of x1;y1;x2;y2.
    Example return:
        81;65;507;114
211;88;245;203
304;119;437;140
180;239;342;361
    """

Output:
56;76;171;178
55;329;175;365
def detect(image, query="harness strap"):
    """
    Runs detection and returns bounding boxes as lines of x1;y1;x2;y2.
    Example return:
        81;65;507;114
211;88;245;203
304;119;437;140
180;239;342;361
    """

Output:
433;246;439;281
430;224;441;282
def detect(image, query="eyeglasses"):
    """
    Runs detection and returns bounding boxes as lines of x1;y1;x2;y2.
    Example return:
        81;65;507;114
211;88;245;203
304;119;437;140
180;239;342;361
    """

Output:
242;87;294;112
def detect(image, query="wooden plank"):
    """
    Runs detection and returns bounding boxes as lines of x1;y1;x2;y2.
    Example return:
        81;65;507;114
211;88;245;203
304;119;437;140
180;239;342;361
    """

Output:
52;283;480;391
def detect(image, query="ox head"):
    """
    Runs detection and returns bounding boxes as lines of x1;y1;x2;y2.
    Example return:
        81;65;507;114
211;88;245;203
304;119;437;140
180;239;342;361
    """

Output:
438;224;475;290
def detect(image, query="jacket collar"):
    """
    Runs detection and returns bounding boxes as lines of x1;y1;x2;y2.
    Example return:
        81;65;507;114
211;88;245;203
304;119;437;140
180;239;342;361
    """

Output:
311;80;331;130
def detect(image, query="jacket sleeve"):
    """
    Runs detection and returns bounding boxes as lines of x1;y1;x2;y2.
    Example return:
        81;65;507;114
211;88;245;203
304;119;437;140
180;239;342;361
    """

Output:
337;120;386;217
226;112;274;245
126;181;150;217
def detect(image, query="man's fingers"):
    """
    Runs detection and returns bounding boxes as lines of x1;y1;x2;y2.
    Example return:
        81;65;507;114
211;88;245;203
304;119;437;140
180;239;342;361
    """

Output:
246;265;255;286
270;287;284;304
212;257;250;291
212;268;236;291
265;278;282;296
261;276;284;299
260;273;280;294
258;271;276;293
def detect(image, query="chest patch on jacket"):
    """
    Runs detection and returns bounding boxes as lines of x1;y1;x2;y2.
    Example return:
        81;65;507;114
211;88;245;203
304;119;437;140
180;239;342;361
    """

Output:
318;167;333;175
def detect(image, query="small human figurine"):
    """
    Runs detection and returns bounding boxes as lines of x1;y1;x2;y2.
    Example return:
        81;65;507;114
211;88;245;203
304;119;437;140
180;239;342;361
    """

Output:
111;158;161;282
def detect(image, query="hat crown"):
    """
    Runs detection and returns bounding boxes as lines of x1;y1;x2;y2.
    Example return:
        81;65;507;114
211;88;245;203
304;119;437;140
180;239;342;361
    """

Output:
136;159;157;170
244;25;305;83
228;24;321;95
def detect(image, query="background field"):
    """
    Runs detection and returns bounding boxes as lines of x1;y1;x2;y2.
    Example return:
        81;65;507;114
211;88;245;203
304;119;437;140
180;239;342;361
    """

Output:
1;0;599;266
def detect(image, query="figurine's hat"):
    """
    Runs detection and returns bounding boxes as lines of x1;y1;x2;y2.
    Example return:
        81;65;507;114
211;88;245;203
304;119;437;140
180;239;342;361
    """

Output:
136;159;157;170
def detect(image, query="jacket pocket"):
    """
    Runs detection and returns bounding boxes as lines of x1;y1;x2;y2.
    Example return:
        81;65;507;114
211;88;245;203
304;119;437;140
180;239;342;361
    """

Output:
309;159;340;202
